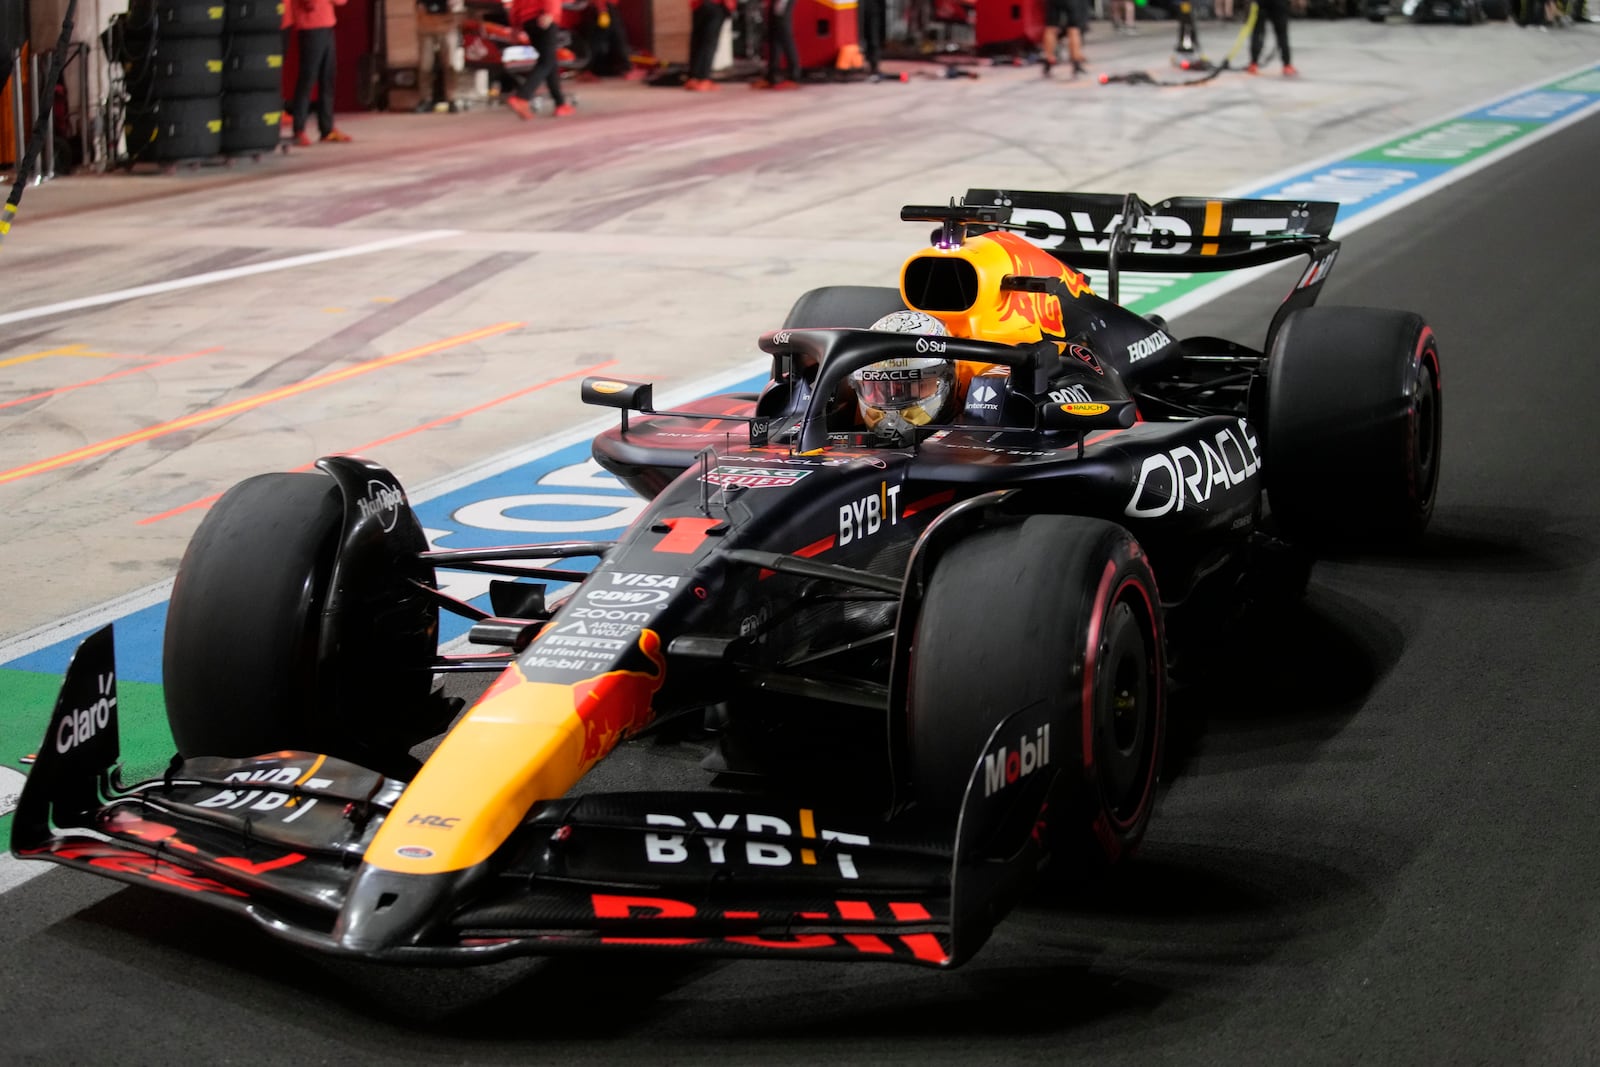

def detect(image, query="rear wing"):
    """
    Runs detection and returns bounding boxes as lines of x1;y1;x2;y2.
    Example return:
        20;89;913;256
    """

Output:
958;189;1342;349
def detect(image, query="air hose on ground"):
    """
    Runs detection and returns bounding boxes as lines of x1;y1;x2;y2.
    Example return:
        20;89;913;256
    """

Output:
1097;1;1260;87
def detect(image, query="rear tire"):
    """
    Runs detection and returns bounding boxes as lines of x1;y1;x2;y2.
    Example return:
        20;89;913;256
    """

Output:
163;473;433;776
908;515;1165;876
1264;307;1442;547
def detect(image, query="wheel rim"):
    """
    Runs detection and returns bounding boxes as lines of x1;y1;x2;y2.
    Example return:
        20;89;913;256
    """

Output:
1094;594;1157;826
1410;352;1441;509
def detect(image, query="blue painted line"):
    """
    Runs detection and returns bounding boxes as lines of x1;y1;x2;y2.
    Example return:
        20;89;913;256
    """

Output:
1463;90;1597;124
1242;161;1456;212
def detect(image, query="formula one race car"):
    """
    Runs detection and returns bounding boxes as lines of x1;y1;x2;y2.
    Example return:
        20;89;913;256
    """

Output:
12;189;1441;969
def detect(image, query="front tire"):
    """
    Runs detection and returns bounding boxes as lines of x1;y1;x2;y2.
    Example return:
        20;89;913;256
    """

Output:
163;472;434;776
1264;307;1442;547
908;515;1166;876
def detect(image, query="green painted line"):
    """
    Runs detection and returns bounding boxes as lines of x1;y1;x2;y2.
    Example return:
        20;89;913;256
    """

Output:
0;669;171;842
1552;71;1600;94
1349;120;1540;167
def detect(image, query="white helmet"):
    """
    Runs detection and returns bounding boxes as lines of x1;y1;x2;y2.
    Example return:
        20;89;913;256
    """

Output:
850;311;956;433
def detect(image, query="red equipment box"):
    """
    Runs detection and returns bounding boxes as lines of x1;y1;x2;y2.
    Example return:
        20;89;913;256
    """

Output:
974;0;1044;51
790;0;860;71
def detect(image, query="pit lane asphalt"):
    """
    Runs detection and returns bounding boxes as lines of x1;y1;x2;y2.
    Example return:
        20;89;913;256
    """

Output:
2;102;1597;1067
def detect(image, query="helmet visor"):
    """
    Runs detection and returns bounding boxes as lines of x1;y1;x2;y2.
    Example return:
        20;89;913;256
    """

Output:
852;357;955;428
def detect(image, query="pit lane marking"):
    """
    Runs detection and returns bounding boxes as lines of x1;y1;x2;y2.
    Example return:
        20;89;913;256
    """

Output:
0;230;462;328
0;343;106;369
0;347;223;413
0;322;525;488
137;357;623;526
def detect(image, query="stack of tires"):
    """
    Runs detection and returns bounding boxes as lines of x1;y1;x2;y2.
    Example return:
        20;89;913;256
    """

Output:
121;0;226;164
221;1;286;156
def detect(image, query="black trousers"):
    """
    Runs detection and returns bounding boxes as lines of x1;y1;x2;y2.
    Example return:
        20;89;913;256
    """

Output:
514;20;566;104
688;4;727;80
859;0;885;73
766;0;800;81
292;27;336;137
1250;0;1291;66
587;3;631;76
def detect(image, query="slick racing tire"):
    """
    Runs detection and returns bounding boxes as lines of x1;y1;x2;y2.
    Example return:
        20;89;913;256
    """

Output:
1264;307;1442;547
163;472;433;777
908;515;1166;877
781;285;908;329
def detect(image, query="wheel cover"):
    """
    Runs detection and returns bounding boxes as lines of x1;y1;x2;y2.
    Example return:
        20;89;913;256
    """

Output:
1409;352;1441;511
1093;590;1159;827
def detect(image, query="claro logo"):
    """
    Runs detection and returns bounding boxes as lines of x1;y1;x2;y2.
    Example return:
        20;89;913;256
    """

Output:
56;672;116;755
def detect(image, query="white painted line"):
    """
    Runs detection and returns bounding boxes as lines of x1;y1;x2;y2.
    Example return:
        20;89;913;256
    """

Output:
0;579;176;663
0;853;39;894
0;229;464;327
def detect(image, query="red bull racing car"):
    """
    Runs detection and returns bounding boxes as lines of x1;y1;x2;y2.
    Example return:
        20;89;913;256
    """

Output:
12;189;1441;969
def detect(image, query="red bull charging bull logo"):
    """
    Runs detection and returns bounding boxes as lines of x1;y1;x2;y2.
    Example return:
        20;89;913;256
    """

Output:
572;629;667;769
992;231;1092;336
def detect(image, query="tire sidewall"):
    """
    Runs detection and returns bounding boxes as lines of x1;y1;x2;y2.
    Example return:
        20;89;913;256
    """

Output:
907;516;1165;872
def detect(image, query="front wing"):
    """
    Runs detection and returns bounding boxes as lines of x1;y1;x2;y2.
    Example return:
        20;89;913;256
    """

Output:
11;627;1054;968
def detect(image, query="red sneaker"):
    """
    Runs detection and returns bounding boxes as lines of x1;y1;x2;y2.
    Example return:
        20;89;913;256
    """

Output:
553;102;576;117
1282;64;1298;76
772;79;799;90
1246;62;1259;75
751;78;772;89
507;96;534;120
321;129;352;143
293;131;312;147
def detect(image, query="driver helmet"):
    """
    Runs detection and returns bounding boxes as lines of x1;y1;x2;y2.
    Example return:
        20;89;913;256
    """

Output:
850;311;957;433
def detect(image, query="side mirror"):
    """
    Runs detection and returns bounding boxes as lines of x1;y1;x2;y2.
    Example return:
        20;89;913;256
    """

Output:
581;377;654;411
1037;398;1137;431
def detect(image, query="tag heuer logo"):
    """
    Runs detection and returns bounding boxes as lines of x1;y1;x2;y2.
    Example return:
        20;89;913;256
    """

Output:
703;466;813;489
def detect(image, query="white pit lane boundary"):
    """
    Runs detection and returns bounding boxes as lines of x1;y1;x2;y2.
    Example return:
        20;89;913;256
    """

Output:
2;63;1598;895
0;230;463;328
